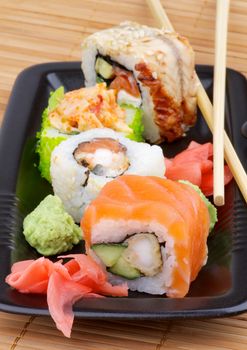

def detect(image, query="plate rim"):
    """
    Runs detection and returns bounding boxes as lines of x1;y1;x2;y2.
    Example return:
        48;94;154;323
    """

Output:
1;61;247;319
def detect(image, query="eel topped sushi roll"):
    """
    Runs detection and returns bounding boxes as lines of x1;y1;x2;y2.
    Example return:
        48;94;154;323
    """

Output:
50;129;165;223
81;21;198;143
81;175;212;298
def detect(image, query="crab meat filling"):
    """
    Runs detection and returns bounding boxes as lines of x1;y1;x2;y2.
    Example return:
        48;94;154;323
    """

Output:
123;233;163;276
73;137;129;177
48;84;131;134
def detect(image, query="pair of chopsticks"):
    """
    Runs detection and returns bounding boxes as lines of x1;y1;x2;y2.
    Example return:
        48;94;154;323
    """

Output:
146;0;247;205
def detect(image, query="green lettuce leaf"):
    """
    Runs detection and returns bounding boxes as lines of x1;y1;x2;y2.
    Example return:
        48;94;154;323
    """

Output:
48;86;64;112
36;131;68;183
179;180;218;232
120;103;144;142
36;87;68;182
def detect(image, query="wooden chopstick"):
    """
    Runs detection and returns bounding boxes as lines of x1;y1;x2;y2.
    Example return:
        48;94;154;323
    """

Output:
213;0;230;206
146;0;247;204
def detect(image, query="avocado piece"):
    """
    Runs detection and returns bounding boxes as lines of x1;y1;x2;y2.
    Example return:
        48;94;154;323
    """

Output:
92;243;126;267
109;256;141;280
95;57;115;79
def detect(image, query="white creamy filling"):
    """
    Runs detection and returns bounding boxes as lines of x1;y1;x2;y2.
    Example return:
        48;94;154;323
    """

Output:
44;127;67;137
117;90;142;108
123;234;162;276
130;238;154;267
78;148;129;177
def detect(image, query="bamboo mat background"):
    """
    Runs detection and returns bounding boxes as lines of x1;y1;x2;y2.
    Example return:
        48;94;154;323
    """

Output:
0;0;247;348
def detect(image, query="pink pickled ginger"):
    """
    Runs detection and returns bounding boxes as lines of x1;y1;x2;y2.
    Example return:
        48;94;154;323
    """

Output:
164;141;233;196
5;255;128;337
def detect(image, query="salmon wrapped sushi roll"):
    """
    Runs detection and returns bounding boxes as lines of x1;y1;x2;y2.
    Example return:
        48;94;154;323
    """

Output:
81;22;197;143
51;129;165;223
81;175;210;298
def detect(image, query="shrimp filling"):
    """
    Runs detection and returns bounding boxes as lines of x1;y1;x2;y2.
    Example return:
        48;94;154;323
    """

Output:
122;233;162;276
73;137;129;177
92;233;163;279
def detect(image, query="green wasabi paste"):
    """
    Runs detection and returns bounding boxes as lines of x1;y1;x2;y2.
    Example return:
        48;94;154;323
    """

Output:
23;195;81;256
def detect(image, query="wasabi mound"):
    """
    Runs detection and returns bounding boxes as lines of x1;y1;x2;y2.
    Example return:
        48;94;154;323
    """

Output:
23;195;81;256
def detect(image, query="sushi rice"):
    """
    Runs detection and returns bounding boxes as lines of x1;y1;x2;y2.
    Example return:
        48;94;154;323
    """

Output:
82;175;211;298
90;219;177;295
51;128;165;222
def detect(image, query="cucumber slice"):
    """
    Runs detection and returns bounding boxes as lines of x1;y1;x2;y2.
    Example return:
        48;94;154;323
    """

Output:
95;57;115;79
92;243;126;267
109;256;141;280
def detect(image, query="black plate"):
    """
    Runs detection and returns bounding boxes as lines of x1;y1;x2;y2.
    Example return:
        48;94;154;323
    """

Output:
0;62;247;319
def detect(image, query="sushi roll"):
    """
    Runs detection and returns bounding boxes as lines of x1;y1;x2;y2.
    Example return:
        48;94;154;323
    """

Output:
37;84;144;182
50;129;165;223
81;21;198;143
81;175;211;298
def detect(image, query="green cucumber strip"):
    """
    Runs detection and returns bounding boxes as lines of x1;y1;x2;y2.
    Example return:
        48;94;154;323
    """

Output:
92;243;127;267
109;255;141;279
